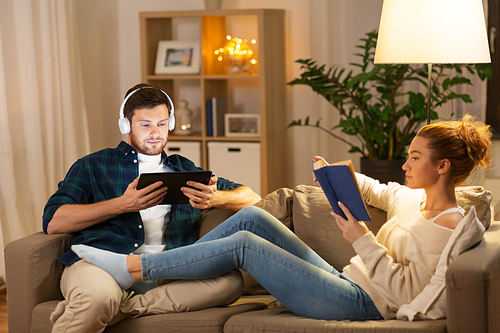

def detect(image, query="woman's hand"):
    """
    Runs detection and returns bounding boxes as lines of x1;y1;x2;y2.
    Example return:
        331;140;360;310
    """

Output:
312;156;329;182
331;201;370;244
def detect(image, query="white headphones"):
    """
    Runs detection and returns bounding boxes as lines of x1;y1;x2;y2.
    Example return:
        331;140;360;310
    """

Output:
118;87;175;134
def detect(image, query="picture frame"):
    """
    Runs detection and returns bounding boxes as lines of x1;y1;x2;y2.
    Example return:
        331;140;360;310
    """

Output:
225;113;260;137
154;41;201;75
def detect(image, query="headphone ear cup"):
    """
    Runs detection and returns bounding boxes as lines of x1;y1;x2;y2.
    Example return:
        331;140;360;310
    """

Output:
118;118;130;134
169;113;175;131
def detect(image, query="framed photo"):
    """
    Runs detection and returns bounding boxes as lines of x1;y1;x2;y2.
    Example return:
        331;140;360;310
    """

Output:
154;41;201;75
225;113;260;137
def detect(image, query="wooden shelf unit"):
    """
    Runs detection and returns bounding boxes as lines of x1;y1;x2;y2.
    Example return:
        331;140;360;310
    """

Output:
140;9;287;195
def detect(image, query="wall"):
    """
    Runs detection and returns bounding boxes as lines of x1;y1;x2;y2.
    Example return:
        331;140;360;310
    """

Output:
74;0;389;190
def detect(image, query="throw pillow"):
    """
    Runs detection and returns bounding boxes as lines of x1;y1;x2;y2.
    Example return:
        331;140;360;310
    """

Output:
396;206;485;321
455;186;492;229
255;187;294;229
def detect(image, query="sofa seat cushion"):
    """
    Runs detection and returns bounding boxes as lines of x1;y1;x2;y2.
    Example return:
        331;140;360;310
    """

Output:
30;300;271;333
224;306;448;333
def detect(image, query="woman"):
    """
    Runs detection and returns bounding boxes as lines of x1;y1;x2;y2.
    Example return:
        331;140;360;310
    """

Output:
73;116;491;321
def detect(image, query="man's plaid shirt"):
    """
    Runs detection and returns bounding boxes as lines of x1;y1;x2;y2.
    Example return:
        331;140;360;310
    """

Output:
43;141;241;265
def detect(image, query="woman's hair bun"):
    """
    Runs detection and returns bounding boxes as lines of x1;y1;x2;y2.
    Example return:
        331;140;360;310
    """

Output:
457;115;491;168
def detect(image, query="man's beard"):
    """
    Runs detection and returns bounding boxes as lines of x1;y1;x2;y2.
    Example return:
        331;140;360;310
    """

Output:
130;133;167;155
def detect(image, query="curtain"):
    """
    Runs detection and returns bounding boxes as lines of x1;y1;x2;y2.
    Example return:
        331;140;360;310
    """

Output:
0;0;90;283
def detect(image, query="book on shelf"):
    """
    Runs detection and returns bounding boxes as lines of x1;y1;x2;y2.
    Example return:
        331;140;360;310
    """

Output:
313;159;371;221
205;100;213;136
205;97;226;137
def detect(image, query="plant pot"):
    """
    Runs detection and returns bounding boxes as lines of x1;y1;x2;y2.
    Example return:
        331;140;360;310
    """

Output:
360;158;406;185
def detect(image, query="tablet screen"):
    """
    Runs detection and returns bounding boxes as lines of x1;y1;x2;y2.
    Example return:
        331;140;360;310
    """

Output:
137;171;212;204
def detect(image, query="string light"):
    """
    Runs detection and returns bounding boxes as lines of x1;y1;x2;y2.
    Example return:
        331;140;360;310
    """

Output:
214;35;257;73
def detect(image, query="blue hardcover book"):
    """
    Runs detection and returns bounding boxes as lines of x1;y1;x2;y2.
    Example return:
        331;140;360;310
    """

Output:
206;99;213;137
211;97;227;136
313;160;371;221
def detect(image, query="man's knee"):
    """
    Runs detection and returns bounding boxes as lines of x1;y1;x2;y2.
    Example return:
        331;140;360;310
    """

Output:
51;288;124;332
54;260;124;331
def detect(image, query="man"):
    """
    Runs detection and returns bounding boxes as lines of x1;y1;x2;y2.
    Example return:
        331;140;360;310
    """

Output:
43;83;261;332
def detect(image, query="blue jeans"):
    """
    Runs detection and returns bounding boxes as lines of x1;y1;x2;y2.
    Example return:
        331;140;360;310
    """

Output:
142;206;383;321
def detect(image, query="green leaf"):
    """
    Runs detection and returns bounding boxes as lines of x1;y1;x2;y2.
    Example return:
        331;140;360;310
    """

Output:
287;30;487;160
442;78;450;91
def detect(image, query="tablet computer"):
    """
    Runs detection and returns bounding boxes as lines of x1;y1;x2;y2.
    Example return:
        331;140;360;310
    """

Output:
137;171;212;204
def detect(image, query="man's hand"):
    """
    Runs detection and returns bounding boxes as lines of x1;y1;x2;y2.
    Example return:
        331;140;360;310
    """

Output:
47;177;168;234
331;201;369;244
181;176;220;209
120;177;168;213
181;175;260;211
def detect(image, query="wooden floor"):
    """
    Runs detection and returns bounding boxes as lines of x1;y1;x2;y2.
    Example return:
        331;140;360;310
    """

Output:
0;289;7;333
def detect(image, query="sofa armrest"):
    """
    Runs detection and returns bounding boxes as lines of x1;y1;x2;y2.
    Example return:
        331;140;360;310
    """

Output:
446;221;500;333
5;232;73;333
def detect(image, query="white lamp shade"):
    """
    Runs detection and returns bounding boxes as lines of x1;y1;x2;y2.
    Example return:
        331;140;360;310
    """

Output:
374;0;491;64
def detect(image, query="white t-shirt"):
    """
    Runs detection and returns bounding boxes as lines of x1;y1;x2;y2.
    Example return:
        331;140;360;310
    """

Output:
133;153;172;254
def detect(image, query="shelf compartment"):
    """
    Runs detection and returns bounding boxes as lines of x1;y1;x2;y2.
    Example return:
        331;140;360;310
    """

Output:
140;9;287;195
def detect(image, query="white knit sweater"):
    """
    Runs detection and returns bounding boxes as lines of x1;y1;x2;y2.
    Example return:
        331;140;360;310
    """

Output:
343;174;454;319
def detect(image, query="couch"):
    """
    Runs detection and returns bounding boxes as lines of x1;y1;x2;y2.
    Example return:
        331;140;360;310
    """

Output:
5;184;500;333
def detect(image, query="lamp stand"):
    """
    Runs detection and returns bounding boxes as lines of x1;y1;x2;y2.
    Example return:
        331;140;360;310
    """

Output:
427;63;432;125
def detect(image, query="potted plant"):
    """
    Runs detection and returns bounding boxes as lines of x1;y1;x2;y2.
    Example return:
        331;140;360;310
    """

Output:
288;31;491;183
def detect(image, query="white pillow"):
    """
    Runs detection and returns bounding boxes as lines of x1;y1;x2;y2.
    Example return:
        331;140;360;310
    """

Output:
396;206;485;321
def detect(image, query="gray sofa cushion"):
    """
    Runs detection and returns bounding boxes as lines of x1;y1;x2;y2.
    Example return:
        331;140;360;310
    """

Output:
291;185;387;271
29;299;271;333
224;306;447;333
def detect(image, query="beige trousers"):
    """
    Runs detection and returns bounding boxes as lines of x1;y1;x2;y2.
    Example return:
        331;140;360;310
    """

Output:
50;260;244;333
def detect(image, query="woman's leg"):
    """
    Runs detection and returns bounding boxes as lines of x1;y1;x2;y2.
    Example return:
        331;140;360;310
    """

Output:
73;232;381;320
72;206;382;320
196;206;333;273
140;231;381;321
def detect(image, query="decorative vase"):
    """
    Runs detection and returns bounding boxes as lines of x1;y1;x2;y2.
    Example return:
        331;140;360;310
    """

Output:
173;100;193;136
360;158;406;185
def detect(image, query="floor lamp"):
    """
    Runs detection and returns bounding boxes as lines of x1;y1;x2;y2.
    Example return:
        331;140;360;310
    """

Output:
374;0;491;124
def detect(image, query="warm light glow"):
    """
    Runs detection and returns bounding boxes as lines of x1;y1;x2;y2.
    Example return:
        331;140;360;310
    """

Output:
374;0;491;64
213;36;258;73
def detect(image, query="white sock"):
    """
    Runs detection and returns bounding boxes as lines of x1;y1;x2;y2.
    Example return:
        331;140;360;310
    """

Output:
71;245;135;289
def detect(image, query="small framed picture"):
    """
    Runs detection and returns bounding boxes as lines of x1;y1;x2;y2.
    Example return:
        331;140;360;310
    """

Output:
225;114;260;137
154;41;201;75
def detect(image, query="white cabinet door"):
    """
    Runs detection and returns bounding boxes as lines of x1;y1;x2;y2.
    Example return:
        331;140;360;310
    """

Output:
208;142;261;195
166;141;202;167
